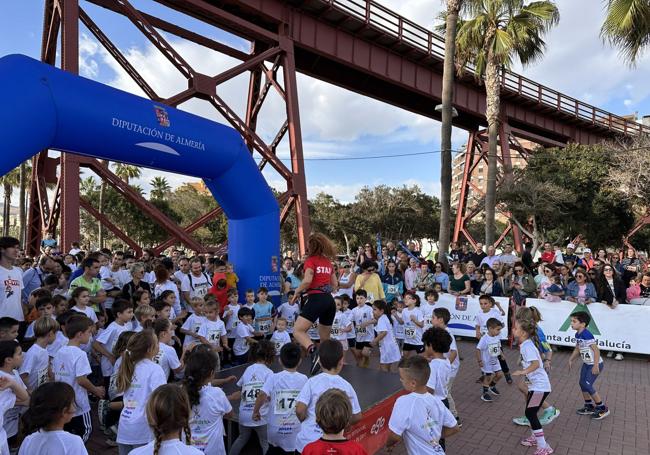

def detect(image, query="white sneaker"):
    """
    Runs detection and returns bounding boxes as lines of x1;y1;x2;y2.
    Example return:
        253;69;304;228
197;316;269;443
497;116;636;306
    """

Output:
606;351;614;358
614;353;624;361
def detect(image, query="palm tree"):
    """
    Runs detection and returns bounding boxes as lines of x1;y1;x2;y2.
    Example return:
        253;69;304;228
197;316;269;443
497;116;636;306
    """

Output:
601;0;650;64
18;160;32;245
113;163;142;184
438;0;463;265
98;160;109;248
150;176;171;200
451;0;559;245
0;168;20;236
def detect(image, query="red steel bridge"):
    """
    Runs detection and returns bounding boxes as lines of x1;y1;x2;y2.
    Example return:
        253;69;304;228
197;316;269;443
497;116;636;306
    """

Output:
27;0;650;256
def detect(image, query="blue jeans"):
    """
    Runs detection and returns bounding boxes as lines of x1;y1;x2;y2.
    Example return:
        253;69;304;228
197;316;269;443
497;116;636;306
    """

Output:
579;362;603;395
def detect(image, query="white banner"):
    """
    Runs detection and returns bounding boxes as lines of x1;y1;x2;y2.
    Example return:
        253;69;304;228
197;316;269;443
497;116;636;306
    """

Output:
422;293;510;340
527;299;650;354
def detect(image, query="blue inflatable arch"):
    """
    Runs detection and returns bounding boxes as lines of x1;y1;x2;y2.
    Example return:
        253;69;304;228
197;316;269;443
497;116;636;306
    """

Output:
0;54;280;299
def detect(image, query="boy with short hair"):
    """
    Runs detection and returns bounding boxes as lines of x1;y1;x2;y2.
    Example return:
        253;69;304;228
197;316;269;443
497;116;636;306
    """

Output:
302;388;368;455
421;290;439;331
180;296;207;347
432;308;461;423
198;300;229;359
24;298;55;339
133;304;155;332
295;339;362;453
253;342;308;454
476;318;504;402
569;311;609;420
153;300;172;320
276;293;300;337
254;287;275;339
53;314;105;441
233;307;259;365
92;299;134;391
422;326;453;450
19;316;58;392
387;356;459;454
270;318;291;355
0;317;19;341
350;289;374;368
244;289;256;311
223;289;241;365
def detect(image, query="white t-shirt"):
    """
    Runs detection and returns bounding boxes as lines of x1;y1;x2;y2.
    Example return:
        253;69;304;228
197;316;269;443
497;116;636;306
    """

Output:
188;385;232;454
388;392;456;455
71;305;98;323
262;370;308;452
108;357;123;401
276;302;300;333
393;309;405;340
0;369;25;438
331;311;351;341
427;359;451;399
295;373;361;452
130;439;203;455
233;323;255;356
421;303;436;331
153;280;182;317
376;314;401;364
197;318;227;349
153;342;181;380
351;305;374;342
237;363;273;427
270;330;291;355
95;321;130;377
223;304;241;336
181;313;206;347
344;309;355;340
53;345;92;416
19;343;49;392
476;308;502;335
445;328;460;377
47;331;69;358
18;429;88;455
520;339;551;392
180;272;212;307
117;359;167;445
0;265;24;321
401;307;424;346
476;334;502;374
0;377;16;455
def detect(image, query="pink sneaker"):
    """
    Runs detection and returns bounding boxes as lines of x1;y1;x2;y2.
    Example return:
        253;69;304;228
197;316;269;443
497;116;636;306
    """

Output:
534;446;554;455
520;436;537;447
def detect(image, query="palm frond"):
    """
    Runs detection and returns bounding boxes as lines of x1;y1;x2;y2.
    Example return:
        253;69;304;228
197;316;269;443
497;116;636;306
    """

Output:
601;0;650;64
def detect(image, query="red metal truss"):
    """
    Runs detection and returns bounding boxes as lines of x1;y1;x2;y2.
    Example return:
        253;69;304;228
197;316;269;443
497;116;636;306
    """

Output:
452;123;533;252
29;0;312;256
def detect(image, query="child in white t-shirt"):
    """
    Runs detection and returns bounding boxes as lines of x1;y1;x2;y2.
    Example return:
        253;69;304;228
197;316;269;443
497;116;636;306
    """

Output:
350;290;375;368
476;317;505;402
295;339;362;452
129;384;203;455
421;290;439;331
0;344;28;455
342;295;356;346
152;318;184;380
20;317;58;393
116;330;167;452
432;308;461;423
396;291;425;358
228;340;275;455
92;299;134;391
252;342;308;453
0;339;28;452
223;289;241;358
332;297;352;352
182;346;233;454
476;295;511;383
233;307;260;366
180;297;207;348
53;315;105;442
132;304;155;333
371;300;401;372
18;382;87;455
69;287;98;323
387;356;459;454
198;301;229;366
422;327;453;450
276;297;300;335
391;299;405;351
270;318;291;355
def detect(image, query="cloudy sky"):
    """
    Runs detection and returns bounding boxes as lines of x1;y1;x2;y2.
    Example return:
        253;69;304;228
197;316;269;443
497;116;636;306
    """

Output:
1;0;649;203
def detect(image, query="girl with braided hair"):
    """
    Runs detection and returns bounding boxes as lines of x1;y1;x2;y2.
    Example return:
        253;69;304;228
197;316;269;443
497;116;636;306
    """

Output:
511;317;554;455
129;384;201;455
115;330;166;455
182;346;232;454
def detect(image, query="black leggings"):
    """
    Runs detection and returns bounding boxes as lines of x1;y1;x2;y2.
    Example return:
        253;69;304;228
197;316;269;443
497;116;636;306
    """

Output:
498;354;510;374
525;391;550;431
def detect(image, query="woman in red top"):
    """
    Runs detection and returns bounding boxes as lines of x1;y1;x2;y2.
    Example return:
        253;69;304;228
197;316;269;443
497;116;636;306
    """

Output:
290;233;338;374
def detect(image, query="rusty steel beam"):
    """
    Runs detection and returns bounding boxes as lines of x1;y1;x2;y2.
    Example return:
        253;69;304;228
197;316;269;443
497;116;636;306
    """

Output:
212;46;282;86
80;197;143;256
153;206;225;254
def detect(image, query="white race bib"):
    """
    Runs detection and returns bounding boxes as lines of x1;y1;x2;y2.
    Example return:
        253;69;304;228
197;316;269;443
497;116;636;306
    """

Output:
580;346;594;365
356;326;368;336
488;342;501;358
259;320;272;334
404;327;416;339
242;382;264;403
274;390;300;415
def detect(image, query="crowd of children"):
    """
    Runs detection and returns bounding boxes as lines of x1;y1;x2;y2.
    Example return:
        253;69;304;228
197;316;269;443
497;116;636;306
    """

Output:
0;240;613;455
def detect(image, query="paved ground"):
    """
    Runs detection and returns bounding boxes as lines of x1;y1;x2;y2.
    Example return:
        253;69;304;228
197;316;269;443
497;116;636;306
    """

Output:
87;339;650;455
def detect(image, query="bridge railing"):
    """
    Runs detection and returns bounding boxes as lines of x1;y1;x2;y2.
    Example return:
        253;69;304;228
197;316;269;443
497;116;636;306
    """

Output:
321;0;649;136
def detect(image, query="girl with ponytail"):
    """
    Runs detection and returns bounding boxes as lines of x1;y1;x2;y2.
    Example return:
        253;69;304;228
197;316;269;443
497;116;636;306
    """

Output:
182;347;233;453
129;384;201;455
115;330;167;455
19;382;87;454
